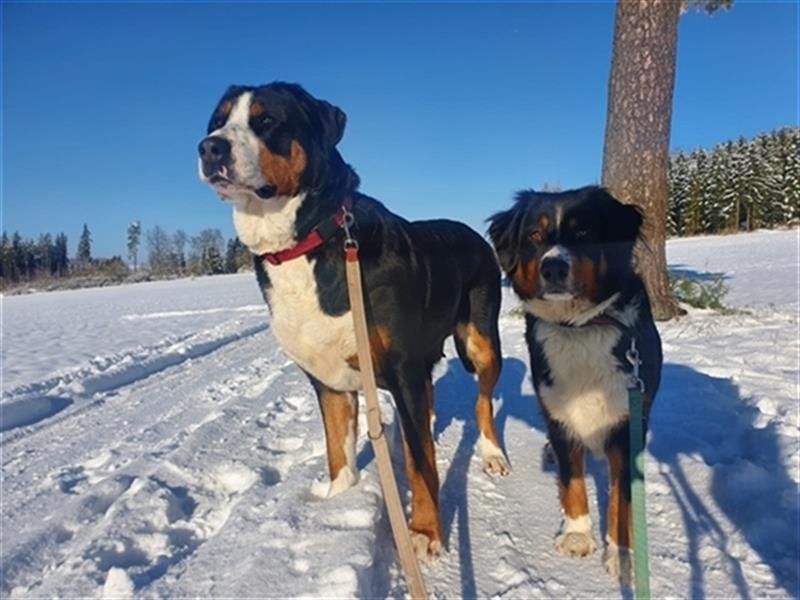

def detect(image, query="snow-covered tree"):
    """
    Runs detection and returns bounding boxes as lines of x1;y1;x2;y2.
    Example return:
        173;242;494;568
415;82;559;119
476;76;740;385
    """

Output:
668;151;691;235
777;128;800;222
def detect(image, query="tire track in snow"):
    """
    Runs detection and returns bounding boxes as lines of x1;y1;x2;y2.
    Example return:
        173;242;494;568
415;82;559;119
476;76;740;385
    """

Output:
1;334;303;597
1;321;268;435
5;292;796;597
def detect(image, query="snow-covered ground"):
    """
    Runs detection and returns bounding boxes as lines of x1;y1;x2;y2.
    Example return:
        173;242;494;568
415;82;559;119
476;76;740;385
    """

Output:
2;229;798;599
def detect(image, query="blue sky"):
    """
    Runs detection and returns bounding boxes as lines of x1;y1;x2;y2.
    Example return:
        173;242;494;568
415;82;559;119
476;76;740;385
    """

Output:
2;1;798;258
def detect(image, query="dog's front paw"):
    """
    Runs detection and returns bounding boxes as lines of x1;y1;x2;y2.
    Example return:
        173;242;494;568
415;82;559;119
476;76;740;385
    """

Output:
604;541;632;584
326;466;359;498
482;454;511;477
477;434;510;477
555;531;598;557
409;530;443;562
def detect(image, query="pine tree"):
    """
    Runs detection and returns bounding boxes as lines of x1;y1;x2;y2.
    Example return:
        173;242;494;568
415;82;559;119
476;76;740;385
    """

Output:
705;144;733;233
11;232;24;281
777;128;800;222
728;138;749;230
205;245;225;275
666;129;800;233
54;233;69;277
602;0;731;319
668;151;690;236
127;221;141;271
191;229;225;275
602;0;682;319
719;141;738;230
741;139;769;230
37;233;53;277
757;133;783;227
22;238;36;280
77;224;92;264
0;232;12;283
173;230;188;273
224;237;250;273
225;238;239;273
684;149;709;235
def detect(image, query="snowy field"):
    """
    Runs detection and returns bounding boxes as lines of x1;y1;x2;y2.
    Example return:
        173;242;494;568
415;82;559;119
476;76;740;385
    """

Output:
2;229;798;598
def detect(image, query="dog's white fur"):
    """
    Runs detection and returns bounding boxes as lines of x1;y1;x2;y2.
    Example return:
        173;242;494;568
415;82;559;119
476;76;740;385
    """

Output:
328;407;359;497
203;92;270;194
555;514;597;557
231;192;307;255
529;300;638;456
604;536;632;582
541;243;572;265
266;255;360;392
477;432;510;477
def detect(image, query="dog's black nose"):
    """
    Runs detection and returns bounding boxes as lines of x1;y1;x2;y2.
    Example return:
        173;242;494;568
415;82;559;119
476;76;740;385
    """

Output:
541;258;570;283
198;136;231;164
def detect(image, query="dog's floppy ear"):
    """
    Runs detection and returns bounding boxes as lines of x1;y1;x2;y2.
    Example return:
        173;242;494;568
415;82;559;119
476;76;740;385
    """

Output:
594;188;643;242
487;204;523;274
618;202;644;242
317;100;347;148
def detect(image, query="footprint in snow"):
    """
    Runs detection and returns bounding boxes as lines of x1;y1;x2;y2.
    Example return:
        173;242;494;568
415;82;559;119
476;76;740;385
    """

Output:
54;465;88;494
210;463;258;495
319;508;373;529
261;436;305;454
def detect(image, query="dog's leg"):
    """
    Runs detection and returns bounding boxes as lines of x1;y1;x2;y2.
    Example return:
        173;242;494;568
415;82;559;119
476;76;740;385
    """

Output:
311;377;359;497
455;323;510;477
389;363;443;562
425;376;436;437
604;423;633;583
549;423;597;557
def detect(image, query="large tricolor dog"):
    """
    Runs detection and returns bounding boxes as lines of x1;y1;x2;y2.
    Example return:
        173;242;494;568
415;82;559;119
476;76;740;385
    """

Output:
487;187;663;580
198;82;509;560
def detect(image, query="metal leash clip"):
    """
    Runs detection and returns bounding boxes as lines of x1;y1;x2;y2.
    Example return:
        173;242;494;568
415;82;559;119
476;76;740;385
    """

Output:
342;204;357;250
626;337;646;392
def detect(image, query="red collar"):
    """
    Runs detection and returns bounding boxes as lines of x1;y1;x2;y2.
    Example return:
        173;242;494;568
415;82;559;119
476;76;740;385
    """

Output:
261;202;350;266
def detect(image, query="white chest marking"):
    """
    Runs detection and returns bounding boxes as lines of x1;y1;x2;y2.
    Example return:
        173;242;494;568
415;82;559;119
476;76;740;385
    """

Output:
266;257;361;392
535;321;629;455
232;192;306;255
229;190;360;391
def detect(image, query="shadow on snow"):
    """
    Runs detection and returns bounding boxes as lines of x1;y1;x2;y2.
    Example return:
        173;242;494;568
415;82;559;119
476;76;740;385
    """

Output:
430;356;797;598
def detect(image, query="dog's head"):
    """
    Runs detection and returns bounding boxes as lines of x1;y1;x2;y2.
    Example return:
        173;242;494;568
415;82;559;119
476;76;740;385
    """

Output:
198;82;351;201
487;186;642;324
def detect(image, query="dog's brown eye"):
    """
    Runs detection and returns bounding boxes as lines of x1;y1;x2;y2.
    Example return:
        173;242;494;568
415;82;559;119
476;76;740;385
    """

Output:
530;230;543;244
211;116;226;131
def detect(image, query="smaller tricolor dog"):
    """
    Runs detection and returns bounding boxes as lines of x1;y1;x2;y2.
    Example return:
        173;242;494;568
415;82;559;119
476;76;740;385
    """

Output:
487;186;663;581
198;82;509;560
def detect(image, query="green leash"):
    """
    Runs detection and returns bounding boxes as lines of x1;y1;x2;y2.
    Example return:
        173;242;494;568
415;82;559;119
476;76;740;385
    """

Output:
626;339;651;600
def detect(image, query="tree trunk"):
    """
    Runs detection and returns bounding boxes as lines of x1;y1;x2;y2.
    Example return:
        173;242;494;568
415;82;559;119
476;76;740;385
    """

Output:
602;0;684;321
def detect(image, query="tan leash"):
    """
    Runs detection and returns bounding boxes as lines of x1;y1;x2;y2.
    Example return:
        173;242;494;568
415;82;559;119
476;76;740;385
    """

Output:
343;216;429;600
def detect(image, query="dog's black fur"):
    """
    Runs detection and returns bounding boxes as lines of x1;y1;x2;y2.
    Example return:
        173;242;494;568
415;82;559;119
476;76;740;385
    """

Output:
199;82;508;559
488;187;662;580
